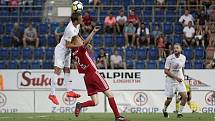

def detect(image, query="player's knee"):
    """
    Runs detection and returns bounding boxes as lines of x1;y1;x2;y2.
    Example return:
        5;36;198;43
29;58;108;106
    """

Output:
63;67;70;73
104;91;113;98
167;98;172;102
182;95;188;101
54;67;61;75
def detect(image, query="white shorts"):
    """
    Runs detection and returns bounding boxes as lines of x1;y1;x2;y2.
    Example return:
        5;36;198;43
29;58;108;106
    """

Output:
54;45;71;69
165;78;186;98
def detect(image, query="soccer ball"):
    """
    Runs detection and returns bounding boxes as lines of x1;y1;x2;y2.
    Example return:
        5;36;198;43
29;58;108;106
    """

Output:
71;1;83;14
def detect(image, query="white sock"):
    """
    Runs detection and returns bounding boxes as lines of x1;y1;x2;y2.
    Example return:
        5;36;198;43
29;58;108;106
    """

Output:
50;73;59;95
178;105;185;114
64;73;73;92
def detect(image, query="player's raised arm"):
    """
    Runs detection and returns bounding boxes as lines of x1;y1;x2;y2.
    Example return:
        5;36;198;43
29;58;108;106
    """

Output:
83;26;100;46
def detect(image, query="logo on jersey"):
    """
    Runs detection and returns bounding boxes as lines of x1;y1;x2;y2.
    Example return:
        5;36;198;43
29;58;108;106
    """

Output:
205;91;215;106
133;92;148;106
62;92;77;105
0;92;6;108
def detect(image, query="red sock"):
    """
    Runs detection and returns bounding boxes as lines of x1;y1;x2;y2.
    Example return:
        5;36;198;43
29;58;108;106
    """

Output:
81;100;95;107
108;97;120;118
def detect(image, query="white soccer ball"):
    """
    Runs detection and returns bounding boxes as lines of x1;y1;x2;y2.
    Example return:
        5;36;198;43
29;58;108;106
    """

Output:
71;1;83;14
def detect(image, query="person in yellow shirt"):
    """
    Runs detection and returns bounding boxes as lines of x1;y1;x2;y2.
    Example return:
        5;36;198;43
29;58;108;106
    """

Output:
176;81;199;113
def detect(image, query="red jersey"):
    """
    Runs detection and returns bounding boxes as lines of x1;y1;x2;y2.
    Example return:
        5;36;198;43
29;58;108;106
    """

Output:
73;46;97;74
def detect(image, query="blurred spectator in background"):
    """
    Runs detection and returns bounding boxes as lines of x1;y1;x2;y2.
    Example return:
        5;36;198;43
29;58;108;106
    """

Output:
183;21;195;47
156;36;166;60
23;22;39;48
179;9;194;26
165;38;172;56
127;9;139;28
9;0;19;11
89;0;101;9
208;23;215;47
82;11;94;34
205;59;215;69
110;49;125;69
11;22;23;47
152;25;162;42
96;48;108;69
104;11;116;34
197;9;208;27
124;22;136;48
55;21;65;43
195;25;205;47
156;0;164;5
209;6;215;22
116;10;127;34
136;22;150;48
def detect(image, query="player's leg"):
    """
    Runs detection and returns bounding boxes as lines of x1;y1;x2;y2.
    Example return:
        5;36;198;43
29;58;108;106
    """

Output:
175;92;181;113
177;82;188;118
75;94;98;117
163;80;174;118
49;66;61;105
63;67;80;98
103;89;127;121
186;91;193;111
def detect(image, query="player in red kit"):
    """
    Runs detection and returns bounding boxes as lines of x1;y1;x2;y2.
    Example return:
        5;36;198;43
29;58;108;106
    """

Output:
72;27;129;121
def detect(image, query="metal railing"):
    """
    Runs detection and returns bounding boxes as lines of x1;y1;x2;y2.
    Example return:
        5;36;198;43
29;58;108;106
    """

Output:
127;5;206;22
0;5;43;23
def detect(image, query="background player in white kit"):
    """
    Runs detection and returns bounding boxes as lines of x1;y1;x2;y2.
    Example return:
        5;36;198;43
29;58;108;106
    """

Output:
162;43;188;118
48;13;83;105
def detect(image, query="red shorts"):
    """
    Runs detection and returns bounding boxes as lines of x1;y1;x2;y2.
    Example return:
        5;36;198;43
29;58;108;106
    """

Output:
84;71;109;96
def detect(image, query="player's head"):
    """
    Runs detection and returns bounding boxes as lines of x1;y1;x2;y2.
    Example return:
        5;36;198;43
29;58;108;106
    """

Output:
185;9;189;15
71;13;83;25
71;35;83;46
173;43;182;55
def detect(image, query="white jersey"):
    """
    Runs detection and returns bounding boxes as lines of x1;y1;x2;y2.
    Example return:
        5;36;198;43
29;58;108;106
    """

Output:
165;54;186;83
57;21;80;49
54;21;80;68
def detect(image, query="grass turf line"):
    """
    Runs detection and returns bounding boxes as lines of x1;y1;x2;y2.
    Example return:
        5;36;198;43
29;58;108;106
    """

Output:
0;113;214;121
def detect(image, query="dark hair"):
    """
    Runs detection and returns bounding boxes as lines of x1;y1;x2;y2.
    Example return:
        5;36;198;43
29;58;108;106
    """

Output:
174;43;181;47
70;13;81;22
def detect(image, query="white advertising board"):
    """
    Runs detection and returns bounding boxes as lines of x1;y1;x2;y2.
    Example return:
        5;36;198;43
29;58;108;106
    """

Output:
1;69;214;91
35;91;105;113
106;91;215;113
0;91;34;113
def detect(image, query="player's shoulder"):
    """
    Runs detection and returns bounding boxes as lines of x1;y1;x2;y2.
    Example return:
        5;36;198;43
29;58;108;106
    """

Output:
166;54;174;60
180;54;186;59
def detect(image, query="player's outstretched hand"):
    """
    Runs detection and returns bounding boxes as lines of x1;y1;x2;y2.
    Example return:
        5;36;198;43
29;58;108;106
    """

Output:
93;26;100;32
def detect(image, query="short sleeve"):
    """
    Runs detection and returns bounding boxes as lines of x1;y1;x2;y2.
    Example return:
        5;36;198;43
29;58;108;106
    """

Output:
116;16;119;21
137;28;140;35
146;28;150;35
179;16;183;23
183;27;186;33
183;56;186;67
164;57;171;69
124;16;127;22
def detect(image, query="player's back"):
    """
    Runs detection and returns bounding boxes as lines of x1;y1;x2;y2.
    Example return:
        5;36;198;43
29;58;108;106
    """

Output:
73;46;97;74
57;21;80;49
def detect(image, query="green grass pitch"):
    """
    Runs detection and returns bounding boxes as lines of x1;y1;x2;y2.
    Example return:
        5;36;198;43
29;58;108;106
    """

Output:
0;113;214;121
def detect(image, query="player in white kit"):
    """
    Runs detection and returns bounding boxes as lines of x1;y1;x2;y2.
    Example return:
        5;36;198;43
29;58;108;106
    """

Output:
48;13;83;105
162;43;188;118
